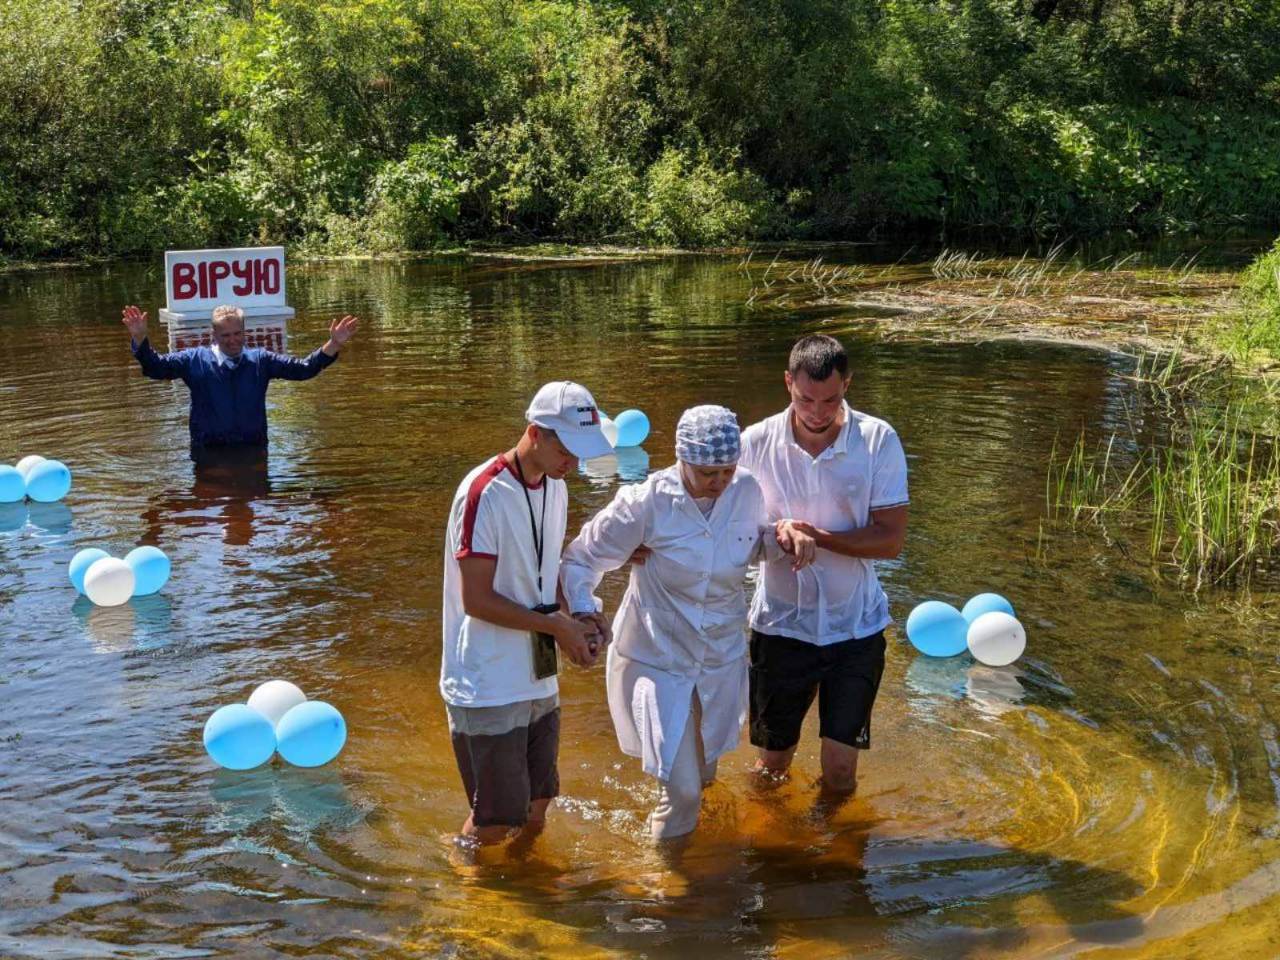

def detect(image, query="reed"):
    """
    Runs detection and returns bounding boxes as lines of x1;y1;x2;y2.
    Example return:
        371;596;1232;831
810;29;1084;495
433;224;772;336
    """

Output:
1047;393;1280;589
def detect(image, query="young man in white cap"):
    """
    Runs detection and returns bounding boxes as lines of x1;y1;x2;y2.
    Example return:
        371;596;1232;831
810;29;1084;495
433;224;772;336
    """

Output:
441;381;614;845
739;335;909;798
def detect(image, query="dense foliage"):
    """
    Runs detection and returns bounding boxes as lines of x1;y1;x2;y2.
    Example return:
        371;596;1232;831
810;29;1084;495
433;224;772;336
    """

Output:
4;0;1280;257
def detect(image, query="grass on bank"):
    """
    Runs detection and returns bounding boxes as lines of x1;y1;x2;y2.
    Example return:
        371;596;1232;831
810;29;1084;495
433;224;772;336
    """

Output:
1047;367;1280;590
1218;238;1280;365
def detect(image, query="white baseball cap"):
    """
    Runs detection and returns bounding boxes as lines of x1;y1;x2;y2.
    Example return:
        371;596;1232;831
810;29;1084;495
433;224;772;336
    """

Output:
526;381;613;460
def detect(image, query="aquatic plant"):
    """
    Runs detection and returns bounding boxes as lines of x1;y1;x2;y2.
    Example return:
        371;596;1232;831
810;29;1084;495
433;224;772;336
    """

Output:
1047;368;1280;589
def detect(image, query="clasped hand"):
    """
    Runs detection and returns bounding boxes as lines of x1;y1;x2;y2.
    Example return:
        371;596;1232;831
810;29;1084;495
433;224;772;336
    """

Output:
775;519;818;570
551;611;610;667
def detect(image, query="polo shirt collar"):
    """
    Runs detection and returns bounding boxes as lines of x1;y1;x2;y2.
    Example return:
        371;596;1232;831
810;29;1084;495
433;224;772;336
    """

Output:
785;402;854;459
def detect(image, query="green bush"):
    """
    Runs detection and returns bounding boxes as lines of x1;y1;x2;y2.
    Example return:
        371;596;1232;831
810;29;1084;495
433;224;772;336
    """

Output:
364;137;467;250
637;147;770;247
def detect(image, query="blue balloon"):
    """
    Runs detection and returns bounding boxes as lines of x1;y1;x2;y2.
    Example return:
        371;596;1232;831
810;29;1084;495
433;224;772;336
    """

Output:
962;592;1015;624
0;466;25;503
276;701;347;768
614;409;650;448
905;600;969;657
204;704;277;771
69;547;111;594
125;545;171;596
25;459;71;503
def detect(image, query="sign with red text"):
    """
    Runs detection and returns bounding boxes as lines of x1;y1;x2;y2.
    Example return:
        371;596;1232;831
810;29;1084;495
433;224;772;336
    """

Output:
164;247;287;317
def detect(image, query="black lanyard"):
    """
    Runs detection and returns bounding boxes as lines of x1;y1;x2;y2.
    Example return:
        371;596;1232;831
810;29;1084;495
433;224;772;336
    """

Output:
511;453;547;595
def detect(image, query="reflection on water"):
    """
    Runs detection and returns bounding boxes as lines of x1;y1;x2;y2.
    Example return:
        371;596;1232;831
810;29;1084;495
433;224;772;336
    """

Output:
966;664;1027;718
904;655;1028;719
26;501;72;536
579;446;651;486
74;593;174;654
0;501;26;533
144;447;272;547
2;250;1280;958
208;765;368;841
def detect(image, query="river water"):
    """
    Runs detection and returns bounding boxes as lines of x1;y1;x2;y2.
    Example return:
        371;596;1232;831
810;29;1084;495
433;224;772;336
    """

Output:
2;251;1279;958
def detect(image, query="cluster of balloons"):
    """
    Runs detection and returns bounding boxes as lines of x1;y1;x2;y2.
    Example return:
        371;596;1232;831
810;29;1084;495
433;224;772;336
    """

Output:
0;456;72;503
906;593;1027;667
70;545;171;606
204;680;347;771
598;409;650;449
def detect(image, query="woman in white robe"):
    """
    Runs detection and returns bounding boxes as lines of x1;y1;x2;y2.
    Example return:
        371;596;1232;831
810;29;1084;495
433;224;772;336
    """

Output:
561;405;814;839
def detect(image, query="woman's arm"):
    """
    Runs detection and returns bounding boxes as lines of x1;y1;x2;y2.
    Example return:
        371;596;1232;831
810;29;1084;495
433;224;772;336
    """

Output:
560;484;650;615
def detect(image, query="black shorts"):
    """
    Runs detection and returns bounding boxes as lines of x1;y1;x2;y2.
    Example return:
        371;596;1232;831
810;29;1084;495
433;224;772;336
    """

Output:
749;630;887;751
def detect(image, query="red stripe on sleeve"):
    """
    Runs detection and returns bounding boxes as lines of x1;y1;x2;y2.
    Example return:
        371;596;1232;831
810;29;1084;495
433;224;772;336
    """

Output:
455;456;508;560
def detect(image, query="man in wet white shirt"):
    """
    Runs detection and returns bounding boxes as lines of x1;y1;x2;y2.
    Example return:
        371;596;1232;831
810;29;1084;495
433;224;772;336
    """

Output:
740;335;909;797
441;381;612;845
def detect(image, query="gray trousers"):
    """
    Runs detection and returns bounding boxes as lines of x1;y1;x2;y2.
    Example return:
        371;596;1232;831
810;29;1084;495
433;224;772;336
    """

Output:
647;691;719;840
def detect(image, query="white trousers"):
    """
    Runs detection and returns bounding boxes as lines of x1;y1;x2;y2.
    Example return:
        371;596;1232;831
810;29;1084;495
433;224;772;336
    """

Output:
647;692;719;840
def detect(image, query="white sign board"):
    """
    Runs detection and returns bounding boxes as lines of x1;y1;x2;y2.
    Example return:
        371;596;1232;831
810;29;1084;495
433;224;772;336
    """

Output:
164;246;287;317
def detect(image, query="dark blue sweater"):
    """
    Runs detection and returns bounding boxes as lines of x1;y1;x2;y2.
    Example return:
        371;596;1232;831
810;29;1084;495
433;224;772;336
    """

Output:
131;337;337;447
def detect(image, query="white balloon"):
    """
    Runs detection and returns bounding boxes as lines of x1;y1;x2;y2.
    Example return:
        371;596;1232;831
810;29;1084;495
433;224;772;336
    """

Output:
247;680;307;729
84;557;136;607
15;455;46;481
966;611;1026;667
600;416;620;448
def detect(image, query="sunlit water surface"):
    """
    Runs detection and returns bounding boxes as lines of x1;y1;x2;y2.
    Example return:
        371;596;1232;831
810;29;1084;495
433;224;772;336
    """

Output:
2;251;1279;959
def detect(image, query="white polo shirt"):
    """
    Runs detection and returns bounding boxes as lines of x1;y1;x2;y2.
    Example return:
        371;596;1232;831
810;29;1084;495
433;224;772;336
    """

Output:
739;402;909;645
441;455;567;707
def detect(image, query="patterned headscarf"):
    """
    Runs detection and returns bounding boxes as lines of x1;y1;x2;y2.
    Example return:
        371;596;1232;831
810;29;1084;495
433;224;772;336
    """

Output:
675;405;741;466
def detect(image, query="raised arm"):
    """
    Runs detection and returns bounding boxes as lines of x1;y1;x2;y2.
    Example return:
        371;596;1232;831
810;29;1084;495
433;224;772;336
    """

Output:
560;484;649;616
122;305;191;381
264;315;360;381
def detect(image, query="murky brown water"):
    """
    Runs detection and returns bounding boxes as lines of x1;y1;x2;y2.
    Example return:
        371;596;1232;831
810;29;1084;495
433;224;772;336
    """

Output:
3;251;1280;958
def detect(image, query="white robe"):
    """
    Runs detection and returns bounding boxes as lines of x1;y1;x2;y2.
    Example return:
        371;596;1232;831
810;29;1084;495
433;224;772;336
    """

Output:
561;466;779;780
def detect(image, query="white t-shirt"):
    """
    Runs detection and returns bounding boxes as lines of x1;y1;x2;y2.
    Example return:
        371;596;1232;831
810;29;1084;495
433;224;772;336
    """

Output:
739;403;909;645
441;455;567;707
